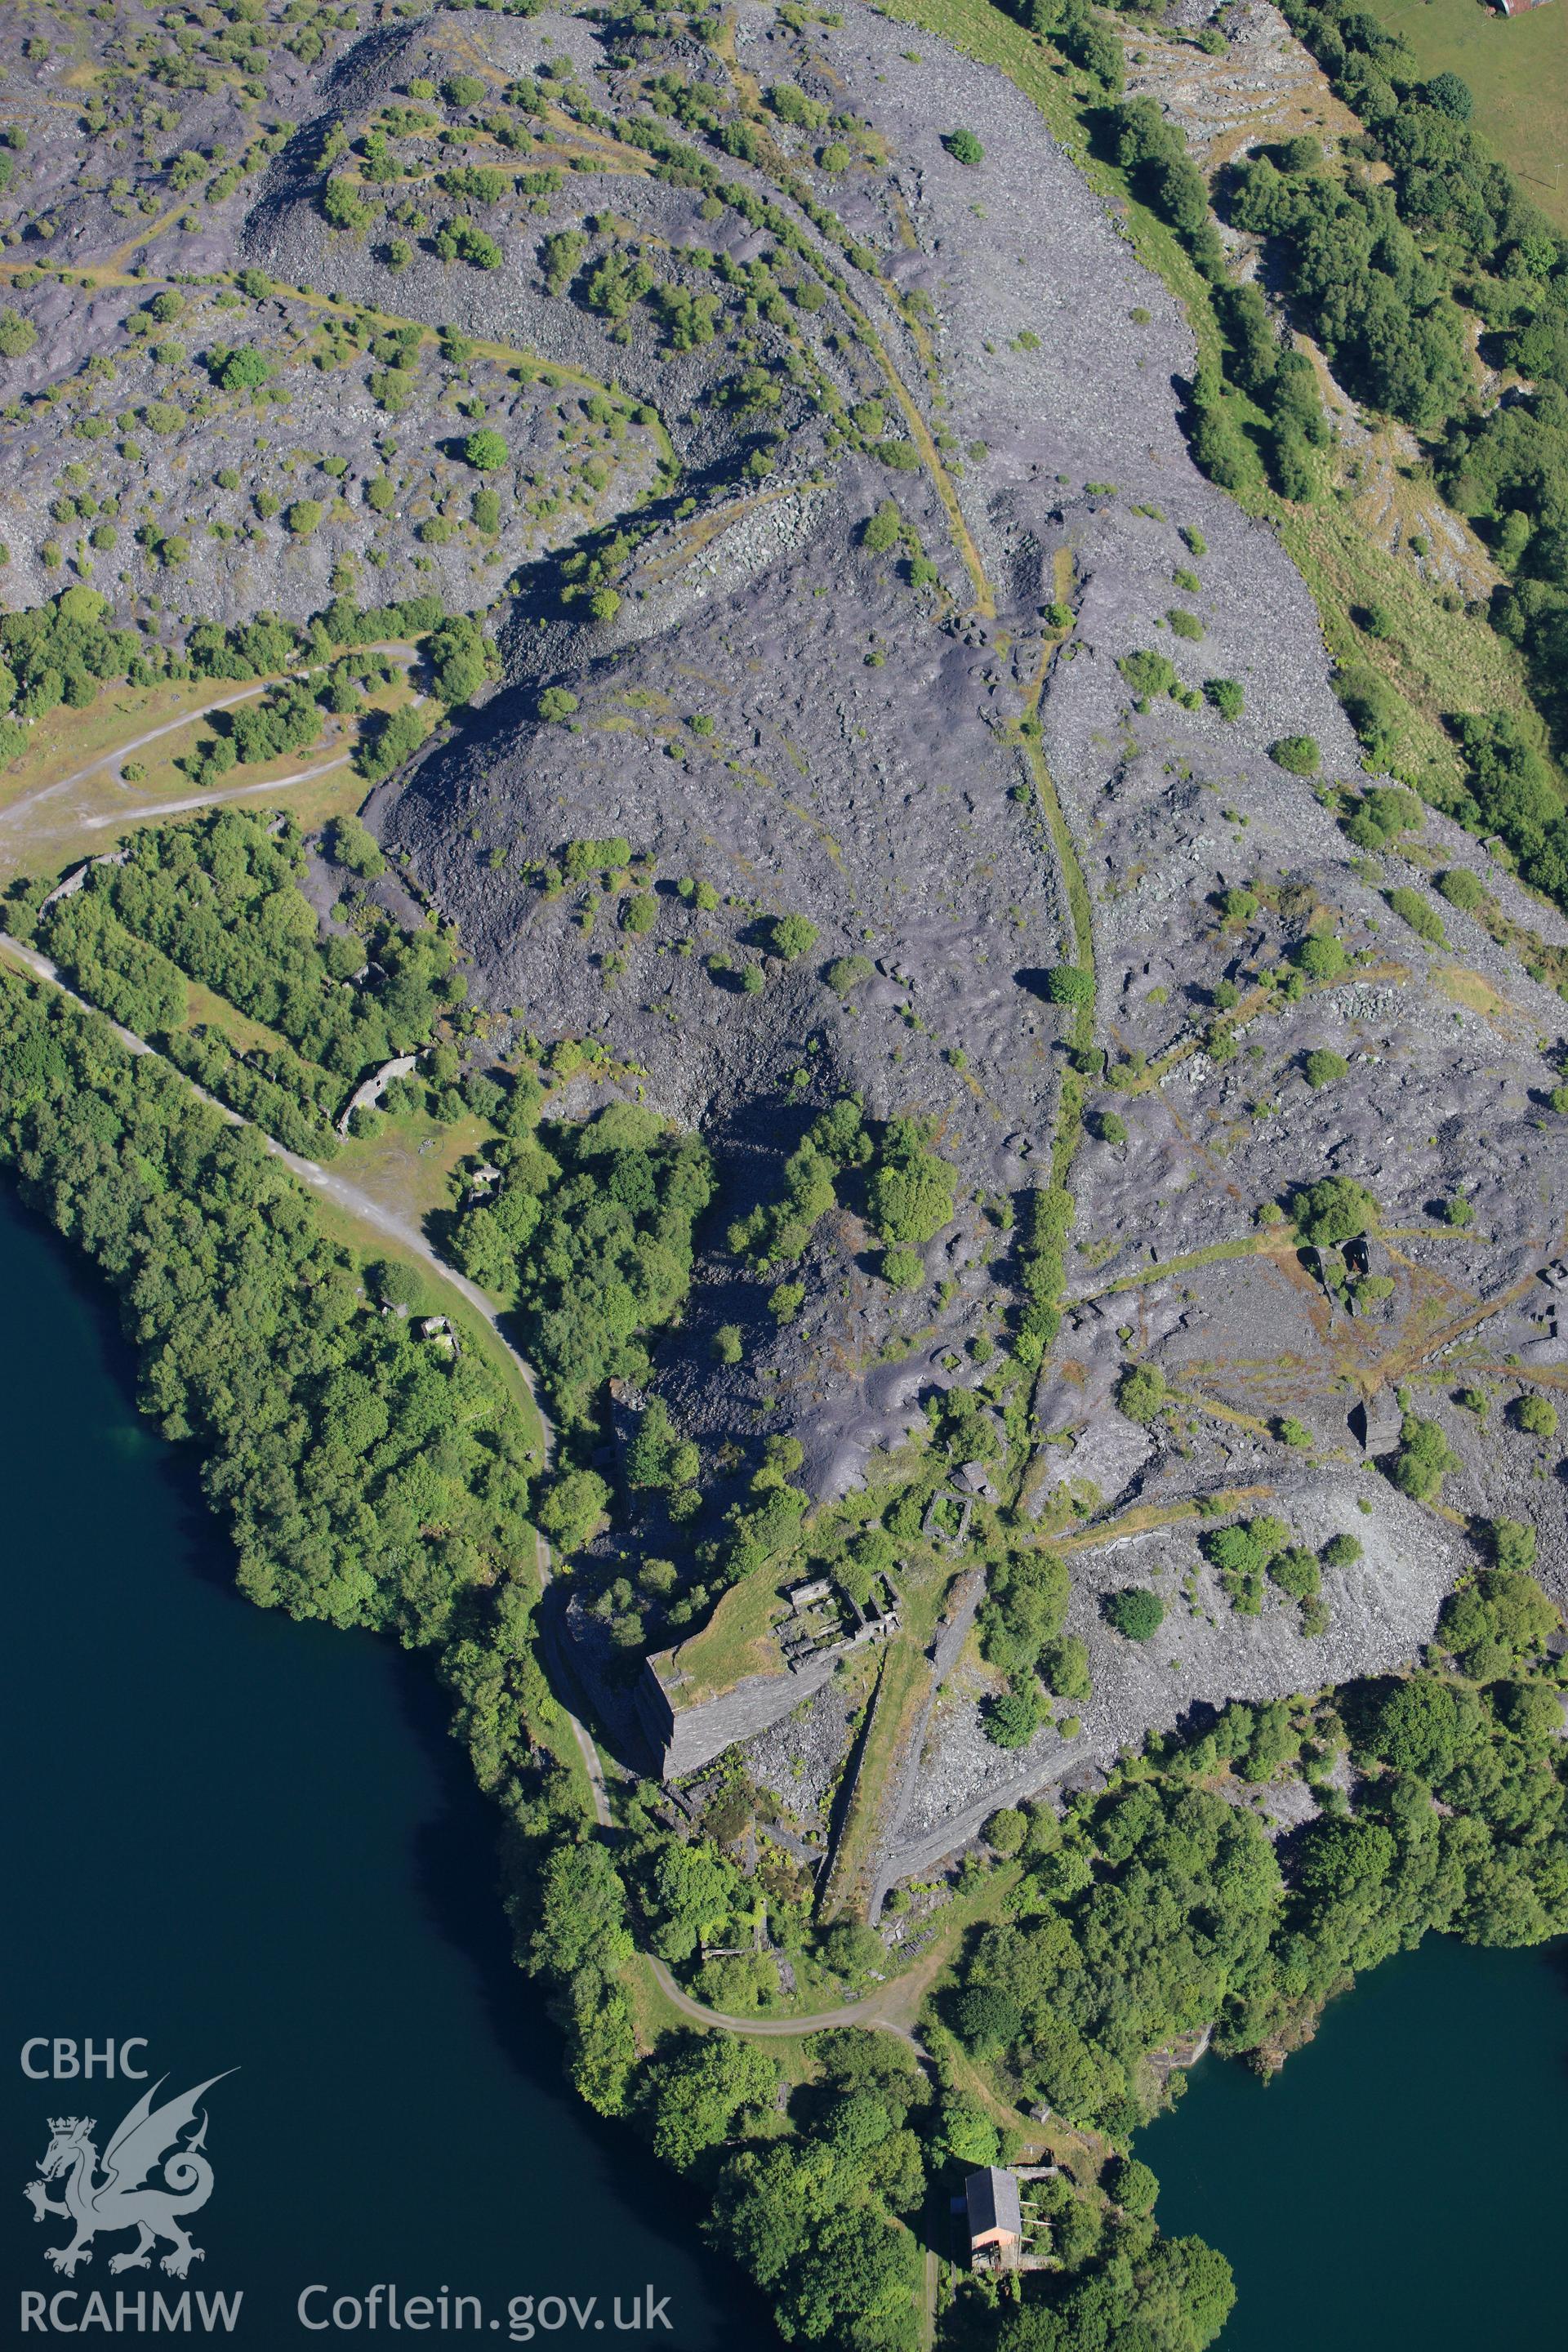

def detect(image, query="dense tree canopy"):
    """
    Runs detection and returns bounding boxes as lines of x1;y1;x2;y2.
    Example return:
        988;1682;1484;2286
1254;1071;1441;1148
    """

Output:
30;808;461;1091
0;974;535;1652
866;1116;958;1247
451;1100;713;1432
952;1627;1568;2148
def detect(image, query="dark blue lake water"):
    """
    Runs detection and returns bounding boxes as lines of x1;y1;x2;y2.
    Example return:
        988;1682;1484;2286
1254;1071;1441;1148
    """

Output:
0;1185;770;2347
1141;1931;1568;2347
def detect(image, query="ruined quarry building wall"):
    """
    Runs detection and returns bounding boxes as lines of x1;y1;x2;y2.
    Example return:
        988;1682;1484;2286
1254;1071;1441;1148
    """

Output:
636;1653;844;1781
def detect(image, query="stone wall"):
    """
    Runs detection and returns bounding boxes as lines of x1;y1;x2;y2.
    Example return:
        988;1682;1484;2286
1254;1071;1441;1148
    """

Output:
636;1651;844;1781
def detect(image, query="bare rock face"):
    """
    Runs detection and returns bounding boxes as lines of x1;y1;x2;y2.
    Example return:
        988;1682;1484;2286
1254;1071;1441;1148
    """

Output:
372;2;1568;1846
4;0;1561;1860
889;1470;1465;1878
383;0;1565;1530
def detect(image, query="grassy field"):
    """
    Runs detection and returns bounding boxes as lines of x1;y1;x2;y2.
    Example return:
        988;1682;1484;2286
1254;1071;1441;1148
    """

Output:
0;675;243;816
331;1101;495;1227
0;675;412;886
182;976;292;1060
1366;0;1568;231
662;1566;794;1703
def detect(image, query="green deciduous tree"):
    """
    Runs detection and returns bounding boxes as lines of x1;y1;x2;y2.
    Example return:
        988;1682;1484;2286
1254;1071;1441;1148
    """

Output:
767;912;818;961
980;1548;1069;1674
1268;734;1320;774
986;1680;1044;1748
1303;1049;1348;1089
1116;1363;1167;1423
1291;1176;1379;1245
866;1118;956;1246
1107;1587;1165;1641
1388;1414;1459;1501
528;1838;633;1982
1045;964;1094;1005
647;2033;779;2172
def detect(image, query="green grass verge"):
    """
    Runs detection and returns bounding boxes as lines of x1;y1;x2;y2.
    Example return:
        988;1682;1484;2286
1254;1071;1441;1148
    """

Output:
877;0;1564;838
657;1566;792;1703
1364;0;1568;235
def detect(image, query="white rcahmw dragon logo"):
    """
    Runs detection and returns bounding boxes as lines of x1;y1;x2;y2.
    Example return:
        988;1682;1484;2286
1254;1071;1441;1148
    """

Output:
24;2073;234;2279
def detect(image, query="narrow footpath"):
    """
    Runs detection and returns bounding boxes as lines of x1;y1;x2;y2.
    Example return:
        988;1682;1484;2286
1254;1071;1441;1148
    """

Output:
0;934;547;1435
0;644;420;845
0;927;945;2055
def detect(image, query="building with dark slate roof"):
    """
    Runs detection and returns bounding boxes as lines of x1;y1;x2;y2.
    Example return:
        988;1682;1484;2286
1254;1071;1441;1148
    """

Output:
964;2167;1022;2270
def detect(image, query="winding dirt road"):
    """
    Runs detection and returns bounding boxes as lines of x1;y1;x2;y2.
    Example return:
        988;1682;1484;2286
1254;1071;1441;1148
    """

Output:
646;1952;929;2047
78;754;352;831
0;644;419;842
0;683;276;823
0;933;548;1431
0;927;935;2054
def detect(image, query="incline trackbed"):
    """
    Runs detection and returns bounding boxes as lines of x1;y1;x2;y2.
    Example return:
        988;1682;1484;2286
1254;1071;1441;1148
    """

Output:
0;927;929;2051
